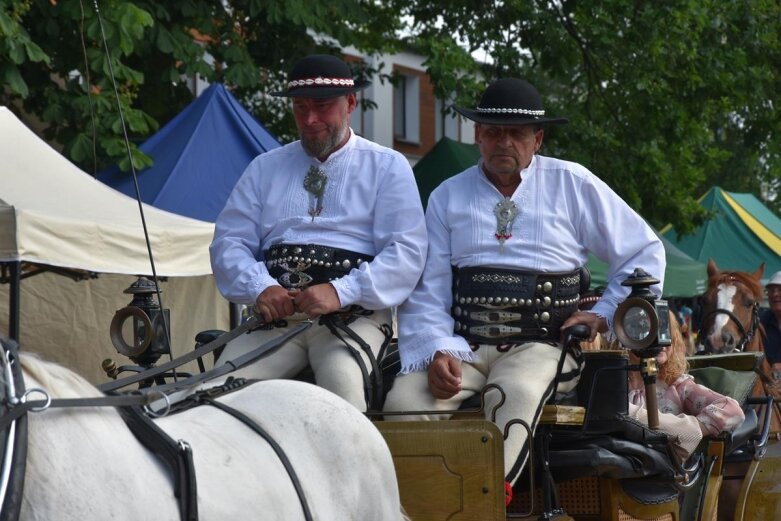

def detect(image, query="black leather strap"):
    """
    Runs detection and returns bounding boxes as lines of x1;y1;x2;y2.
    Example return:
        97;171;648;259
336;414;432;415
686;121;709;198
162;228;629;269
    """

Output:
319;314;385;411
198;395;314;521
0;338;27;521
119;406;198;521
98;314;265;393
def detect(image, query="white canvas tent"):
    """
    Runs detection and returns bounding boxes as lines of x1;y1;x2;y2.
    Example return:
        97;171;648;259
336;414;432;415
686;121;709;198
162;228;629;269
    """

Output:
0;106;229;382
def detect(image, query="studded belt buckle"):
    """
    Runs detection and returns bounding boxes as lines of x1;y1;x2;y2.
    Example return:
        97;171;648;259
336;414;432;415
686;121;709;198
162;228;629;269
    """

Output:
468;311;523;323
469;325;524;338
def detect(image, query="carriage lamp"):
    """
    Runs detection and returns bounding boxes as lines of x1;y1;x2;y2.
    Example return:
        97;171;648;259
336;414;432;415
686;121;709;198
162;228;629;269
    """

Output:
613;268;671;430
613;268;672;355
109;278;171;366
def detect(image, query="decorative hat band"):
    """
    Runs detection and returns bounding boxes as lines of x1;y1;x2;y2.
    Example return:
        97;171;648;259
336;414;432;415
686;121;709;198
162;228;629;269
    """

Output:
476;107;545;116
288;77;355;88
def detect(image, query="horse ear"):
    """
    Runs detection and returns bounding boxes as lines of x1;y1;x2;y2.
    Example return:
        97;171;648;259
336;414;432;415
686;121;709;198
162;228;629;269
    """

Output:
707;258;719;278
754;262;765;281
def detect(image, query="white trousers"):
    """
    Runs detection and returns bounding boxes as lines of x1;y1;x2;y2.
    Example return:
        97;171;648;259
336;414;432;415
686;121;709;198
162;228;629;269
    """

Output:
215;309;392;412
383;341;581;484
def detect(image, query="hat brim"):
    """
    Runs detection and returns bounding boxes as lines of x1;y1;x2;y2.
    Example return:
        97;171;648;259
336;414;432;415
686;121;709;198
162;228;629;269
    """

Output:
454;106;568;126
270;80;371;98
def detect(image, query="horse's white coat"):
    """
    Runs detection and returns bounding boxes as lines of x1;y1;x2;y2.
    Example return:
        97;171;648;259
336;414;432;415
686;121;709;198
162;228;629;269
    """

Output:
18;355;404;521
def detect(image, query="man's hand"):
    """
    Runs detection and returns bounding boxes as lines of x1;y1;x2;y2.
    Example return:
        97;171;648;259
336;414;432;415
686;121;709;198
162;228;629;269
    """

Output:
428;352;462;399
561;311;608;342
293;283;342;318
255;286;295;322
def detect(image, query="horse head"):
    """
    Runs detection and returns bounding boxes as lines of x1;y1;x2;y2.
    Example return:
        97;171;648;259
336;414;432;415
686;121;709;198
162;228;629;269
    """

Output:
700;259;764;354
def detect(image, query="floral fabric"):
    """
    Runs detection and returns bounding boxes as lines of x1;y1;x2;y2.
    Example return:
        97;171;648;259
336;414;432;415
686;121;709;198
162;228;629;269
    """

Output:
629;374;745;437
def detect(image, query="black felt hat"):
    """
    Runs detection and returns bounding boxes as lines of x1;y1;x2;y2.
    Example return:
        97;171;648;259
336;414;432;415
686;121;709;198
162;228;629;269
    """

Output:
455;78;568;126
270;54;371;98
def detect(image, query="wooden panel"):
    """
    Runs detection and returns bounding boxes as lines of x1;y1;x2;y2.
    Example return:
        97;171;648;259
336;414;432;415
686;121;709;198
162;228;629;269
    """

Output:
375;420;505;521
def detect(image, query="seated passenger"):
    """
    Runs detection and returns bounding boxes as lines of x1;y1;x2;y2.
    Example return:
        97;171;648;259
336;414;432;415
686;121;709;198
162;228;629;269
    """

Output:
627;312;746;462
383;77;666;506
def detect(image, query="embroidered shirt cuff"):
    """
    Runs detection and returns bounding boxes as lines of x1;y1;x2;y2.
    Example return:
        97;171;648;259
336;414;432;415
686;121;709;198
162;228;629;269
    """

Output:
243;272;280;305
398;334;475;374
330;276;359;308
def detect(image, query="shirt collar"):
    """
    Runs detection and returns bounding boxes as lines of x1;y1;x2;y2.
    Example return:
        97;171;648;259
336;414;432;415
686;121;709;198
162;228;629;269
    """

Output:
476;154;537;191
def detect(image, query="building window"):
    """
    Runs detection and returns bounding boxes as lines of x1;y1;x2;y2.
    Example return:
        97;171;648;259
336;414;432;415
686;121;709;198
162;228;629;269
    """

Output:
435;98;460;141
393;73;420;143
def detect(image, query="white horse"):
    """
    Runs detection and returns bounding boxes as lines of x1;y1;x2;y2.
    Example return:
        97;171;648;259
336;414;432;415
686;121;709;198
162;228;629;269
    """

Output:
13;354;405;520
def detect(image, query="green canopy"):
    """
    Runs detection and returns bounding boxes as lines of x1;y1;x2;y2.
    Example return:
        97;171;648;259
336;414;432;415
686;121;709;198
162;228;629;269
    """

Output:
587;233;708;297
413;137;480;208
661;187;781;279
412;137;709;296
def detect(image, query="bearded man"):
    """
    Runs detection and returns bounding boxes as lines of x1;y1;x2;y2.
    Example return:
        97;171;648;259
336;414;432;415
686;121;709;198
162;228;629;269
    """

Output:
210;54;427;411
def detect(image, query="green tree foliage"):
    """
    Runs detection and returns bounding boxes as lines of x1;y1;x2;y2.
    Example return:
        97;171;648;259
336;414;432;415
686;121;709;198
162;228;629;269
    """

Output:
391;0;781;232
2;1;779;233
0;0;400;174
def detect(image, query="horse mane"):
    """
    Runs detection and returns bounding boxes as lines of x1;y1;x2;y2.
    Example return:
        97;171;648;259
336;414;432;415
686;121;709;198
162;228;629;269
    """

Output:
708;270;762;301
20;353;102;399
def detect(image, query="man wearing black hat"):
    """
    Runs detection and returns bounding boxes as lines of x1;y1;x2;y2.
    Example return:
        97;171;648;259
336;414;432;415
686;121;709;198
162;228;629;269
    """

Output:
210;55;427;411
384;78;665;502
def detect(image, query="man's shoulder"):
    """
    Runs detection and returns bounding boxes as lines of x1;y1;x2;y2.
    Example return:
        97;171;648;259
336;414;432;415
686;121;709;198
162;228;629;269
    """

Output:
351;134;405;160
536;155;592;179
247;141;301;165
428;166;478;202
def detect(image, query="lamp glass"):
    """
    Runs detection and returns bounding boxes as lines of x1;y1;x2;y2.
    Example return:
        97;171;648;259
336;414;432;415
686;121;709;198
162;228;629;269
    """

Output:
623;306;652;341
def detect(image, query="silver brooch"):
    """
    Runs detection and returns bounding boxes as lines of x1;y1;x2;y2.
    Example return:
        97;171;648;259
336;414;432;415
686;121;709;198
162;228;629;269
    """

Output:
494;197;518;247
304;166;328;221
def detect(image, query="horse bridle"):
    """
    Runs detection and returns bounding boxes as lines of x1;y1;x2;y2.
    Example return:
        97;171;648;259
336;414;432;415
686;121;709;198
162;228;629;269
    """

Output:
701;301;760;353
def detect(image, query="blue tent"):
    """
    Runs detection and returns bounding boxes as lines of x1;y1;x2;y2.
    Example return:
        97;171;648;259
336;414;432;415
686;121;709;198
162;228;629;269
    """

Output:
98;83;281;222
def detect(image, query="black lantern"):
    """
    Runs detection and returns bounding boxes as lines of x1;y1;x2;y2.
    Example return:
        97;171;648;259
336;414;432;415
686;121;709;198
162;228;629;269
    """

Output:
613;268;671;429
613;268;672;356
109;278;171;366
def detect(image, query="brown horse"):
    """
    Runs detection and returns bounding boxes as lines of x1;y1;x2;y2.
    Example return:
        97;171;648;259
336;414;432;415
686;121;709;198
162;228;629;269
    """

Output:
700;259;764;354
699;259;781;432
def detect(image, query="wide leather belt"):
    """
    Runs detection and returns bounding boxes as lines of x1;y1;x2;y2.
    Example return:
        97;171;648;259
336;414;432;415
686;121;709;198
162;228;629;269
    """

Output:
451;266;583;344
264;243;373;289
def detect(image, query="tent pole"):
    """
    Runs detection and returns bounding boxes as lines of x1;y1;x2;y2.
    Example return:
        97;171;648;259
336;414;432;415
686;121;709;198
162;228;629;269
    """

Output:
8;261;21;341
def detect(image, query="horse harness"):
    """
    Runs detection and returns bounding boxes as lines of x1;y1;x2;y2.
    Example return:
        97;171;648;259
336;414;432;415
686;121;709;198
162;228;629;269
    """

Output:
0;320;316;521
702;281;761;353
118;377;314;521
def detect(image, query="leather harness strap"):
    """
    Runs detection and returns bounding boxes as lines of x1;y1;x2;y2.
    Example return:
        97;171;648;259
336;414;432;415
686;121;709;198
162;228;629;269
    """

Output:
0;320;315;521
319;313;386;411
97;314;266;393
119;406;198;521
0;339;27;521
172;379;314;521
198;395;314;521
